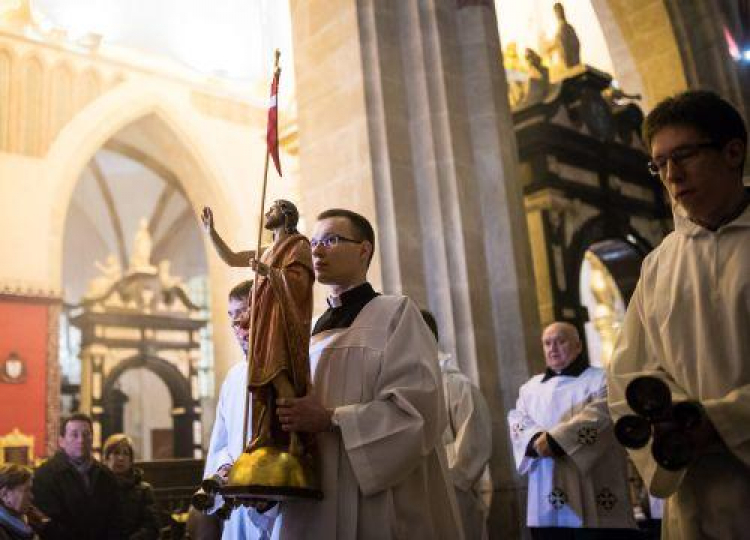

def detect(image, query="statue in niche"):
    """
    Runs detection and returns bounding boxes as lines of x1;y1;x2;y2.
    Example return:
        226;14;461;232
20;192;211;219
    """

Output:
546;2;581;73
129;218;156;273
85;254;121;298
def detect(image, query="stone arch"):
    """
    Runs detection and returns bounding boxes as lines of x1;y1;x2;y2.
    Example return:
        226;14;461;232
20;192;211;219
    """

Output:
101;354;195;457
566;212;652;309
592;0;744;113
45;80;239;288
590;0;688;109
74;67;102;111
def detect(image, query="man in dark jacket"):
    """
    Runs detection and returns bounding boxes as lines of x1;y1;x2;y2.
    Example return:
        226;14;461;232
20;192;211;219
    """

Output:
33;413;123;539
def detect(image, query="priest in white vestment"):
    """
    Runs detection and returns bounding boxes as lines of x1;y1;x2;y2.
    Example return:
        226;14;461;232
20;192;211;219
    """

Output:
202;280;278;539
275;209;463;540
421;309;493;540
607;90;750;540
509;322;637;539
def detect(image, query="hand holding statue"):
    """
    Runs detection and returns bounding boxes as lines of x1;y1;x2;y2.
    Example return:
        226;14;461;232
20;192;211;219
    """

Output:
248;257;269;277
276;391;334;433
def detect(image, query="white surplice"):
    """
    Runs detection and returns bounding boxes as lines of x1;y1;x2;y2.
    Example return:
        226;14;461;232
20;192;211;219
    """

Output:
440;352;493;540
509;366;636;530
204;360;279;539
278;295;463;540
607;203;750;539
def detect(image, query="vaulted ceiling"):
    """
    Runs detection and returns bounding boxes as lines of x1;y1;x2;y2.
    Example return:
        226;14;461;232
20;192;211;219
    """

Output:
62;134;205;303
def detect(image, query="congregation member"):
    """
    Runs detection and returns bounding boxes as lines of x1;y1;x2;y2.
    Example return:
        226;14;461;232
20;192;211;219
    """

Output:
421;310;493;540
509;322;637;539
275;209;463;539
102;434;160;540
32;413;123;539
0;464;39;540
607;90;750;539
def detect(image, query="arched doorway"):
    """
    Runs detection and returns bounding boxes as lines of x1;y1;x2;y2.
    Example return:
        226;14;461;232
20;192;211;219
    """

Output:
102;355;195;459
579;238;644;367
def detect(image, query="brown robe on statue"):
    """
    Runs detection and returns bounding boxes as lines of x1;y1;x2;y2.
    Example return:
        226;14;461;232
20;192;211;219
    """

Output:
248;233;313;448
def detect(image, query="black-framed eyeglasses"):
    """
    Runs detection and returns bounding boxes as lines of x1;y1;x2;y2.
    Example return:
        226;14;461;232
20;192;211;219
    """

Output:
310;234;363;249
647;142;719;177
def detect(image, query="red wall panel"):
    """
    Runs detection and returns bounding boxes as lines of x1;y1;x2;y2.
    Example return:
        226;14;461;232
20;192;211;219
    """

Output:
0;298;50;458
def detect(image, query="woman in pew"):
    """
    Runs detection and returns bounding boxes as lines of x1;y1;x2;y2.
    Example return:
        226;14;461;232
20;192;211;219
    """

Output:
103;434;160;540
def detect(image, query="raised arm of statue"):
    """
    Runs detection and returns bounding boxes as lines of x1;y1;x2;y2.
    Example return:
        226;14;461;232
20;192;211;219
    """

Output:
201;207;256;267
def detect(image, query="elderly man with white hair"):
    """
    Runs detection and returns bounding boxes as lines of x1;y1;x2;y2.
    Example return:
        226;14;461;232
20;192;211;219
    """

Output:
508;322;637;540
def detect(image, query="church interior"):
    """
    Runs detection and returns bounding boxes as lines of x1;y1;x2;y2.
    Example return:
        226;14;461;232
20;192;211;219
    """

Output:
0;0;748;537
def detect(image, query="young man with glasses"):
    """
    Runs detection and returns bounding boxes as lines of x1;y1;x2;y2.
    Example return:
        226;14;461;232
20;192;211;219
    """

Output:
275;208;463;539
608;90;750;538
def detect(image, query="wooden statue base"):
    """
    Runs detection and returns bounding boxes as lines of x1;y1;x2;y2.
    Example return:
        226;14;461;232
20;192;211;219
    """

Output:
220;484;323;503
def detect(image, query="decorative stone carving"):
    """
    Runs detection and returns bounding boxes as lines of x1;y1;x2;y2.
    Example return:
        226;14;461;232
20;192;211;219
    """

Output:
0;352;26;384
85;254;122;299
129;218;156;273
545;2;581;75
516;48;550;109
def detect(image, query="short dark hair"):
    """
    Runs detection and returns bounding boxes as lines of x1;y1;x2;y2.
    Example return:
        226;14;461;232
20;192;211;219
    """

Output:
229;280;253;301
0;463;32;491
643;91;747;169
276;199;299;233
317;209;376;266
420;310;439;342
60;412;93;437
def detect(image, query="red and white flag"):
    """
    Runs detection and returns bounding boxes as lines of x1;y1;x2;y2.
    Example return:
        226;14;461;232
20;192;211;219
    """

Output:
267;68;282;176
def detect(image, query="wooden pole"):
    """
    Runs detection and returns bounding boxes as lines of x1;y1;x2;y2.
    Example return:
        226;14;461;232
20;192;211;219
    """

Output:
242;49;281;449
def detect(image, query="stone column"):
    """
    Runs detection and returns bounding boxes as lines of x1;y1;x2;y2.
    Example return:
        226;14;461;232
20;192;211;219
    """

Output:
290;1;541;536
455;3;542;535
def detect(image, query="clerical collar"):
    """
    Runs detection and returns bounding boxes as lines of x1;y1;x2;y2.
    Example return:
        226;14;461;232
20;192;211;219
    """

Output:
541;355;588;382
313;282;379;335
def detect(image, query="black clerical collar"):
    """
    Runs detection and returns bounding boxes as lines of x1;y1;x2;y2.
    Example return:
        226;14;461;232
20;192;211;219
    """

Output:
541;355;588;382
326;282;373;308
313;282;379;335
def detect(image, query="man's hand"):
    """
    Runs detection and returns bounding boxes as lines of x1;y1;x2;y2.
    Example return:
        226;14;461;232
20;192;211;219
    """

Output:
534;432;555;458
277;393;333;433
249;257;269;277
216;463;232;480
201;207;214;234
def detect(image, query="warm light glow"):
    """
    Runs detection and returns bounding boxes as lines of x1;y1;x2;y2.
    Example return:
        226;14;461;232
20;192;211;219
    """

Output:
494;0;615;75
31;0;294;101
